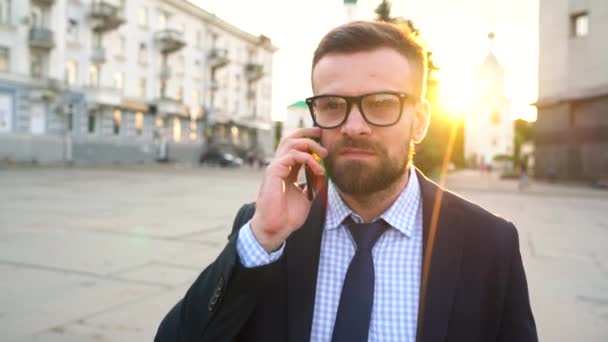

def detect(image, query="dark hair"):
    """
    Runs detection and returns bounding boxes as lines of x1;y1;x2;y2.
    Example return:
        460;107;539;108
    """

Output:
312;21;428;98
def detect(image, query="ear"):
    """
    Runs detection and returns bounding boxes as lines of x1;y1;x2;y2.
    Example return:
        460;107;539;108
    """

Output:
411;98;431;144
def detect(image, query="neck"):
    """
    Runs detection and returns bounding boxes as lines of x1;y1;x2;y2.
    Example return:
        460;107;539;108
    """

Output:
338;168;411;223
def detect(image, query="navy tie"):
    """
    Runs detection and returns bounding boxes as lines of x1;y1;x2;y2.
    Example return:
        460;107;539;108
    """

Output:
332;219;388;342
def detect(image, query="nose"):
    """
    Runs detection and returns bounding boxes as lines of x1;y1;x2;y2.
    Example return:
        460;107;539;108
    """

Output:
340;103;371;136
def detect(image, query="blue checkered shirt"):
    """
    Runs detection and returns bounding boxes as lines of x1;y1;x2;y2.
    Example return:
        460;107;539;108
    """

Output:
237;168;423;341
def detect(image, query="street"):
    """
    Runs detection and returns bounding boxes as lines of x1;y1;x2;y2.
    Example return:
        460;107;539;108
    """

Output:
0;166;607;341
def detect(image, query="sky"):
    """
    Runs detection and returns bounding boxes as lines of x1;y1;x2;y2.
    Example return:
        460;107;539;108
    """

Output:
192;0;539;122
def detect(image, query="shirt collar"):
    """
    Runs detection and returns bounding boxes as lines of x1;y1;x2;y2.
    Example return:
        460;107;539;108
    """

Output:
325;167;421;238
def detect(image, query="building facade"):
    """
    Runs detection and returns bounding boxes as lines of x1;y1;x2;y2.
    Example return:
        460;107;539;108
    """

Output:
536;0;608;181
464;33;513;169
281;100;311;140
0;0;276;164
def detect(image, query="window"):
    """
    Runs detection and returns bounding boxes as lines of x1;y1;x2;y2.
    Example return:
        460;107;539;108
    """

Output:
113;109;122;135
135;112;144;136
30;6;42;28
66;105;73;131
193;59;201;78
31;53;43;78
173;117;181;142
158;11;169;30
231;126;239;143
571;12;589;37
176;55;184;75
192;90;199;106
177;85;183;101
139;78;146;98
89;65;99;86
67;19;79;42
114;72;123;90
0;46;8;72
137;7;147;28
0;0;10;25
155;116;164;128
189;119;197;140
196;30;202;48
65;60;78;85
138;43;147;64
117;35;125;56
490;111;501;124
87;112;96;133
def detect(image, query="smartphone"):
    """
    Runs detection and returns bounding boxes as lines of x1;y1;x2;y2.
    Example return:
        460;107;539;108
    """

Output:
305;162;316;201
305;134;323;201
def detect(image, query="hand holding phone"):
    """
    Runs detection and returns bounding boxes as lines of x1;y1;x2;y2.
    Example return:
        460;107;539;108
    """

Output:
250;127;327;252
305;152;323;201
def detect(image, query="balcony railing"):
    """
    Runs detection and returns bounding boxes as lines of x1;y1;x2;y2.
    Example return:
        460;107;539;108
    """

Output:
154;29;186;54
84;86;122;107
29;27;55;50
208;48;229;69
245;63;264;82
90;1;125;32
159;65;171;80
208;80;219;92
90;46;106;65
155;97;183;115
32;0;55;6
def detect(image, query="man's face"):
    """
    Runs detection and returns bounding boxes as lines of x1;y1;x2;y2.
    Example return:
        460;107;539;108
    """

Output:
311;48;428;196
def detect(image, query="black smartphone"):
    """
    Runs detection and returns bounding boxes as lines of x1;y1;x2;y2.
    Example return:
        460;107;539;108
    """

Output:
305;134;323;201
305;164;316;201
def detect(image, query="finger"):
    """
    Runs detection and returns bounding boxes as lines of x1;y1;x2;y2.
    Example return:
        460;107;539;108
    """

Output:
273;150;325;179
282;126;322;140
276;138;328;158
278;138;328;159
276;128;321;153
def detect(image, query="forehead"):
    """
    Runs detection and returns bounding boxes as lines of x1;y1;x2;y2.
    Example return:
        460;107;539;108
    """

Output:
312;48;413;96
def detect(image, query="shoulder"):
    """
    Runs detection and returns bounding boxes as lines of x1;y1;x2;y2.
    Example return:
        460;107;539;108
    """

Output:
439;189;519;260
444;189;516;235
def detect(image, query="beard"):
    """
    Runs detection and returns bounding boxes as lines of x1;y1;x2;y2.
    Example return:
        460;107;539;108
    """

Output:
324;137;410;196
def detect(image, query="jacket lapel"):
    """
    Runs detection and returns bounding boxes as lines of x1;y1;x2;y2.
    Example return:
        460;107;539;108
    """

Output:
285;187;327;342
416;170;464;342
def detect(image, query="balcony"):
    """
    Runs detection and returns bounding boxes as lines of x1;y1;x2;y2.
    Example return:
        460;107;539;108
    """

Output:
90;46;106;65
155;97;183;115
245;63;264;82
84;86;122;107
90;1;125;32
29;27;55;50
30;78;62;101
32;0;55;6
208;80;219;92
208;49;229;69
154;29;186;54
159;65;171;80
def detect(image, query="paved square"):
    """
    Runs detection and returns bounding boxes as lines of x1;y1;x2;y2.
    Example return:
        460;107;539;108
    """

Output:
0;166;606;341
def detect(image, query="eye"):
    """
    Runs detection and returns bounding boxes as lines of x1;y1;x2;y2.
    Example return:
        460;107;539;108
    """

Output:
315;97;346;111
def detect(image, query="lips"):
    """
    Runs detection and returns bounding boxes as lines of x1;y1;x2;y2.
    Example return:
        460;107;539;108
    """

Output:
338;148;376;158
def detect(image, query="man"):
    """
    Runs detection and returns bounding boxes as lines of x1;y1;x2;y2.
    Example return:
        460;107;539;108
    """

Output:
155;21;537;342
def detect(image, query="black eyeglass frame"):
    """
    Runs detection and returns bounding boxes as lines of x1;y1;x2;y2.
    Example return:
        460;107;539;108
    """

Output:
305;91;417;129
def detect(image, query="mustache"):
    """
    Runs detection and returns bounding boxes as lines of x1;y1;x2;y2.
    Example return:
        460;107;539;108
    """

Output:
330;138;384;154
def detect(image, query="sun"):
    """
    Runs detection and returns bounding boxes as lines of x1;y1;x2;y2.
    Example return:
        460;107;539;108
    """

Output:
435;70;476;121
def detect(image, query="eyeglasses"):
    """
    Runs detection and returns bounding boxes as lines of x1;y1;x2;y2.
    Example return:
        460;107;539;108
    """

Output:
305;91;416;129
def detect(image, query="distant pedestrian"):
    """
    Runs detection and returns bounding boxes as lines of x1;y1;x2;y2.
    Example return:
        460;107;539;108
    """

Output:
519;159;530;190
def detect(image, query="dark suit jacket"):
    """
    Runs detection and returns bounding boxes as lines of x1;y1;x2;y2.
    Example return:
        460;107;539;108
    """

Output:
155;170;537;342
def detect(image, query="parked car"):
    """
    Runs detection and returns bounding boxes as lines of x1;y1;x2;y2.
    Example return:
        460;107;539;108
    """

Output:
200;148;243;167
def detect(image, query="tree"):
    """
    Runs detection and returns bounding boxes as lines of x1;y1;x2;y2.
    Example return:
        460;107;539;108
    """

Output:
374;0;393;22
